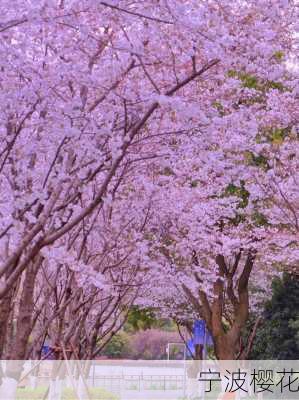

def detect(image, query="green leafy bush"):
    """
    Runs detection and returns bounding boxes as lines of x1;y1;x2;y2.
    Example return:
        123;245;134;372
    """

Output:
249;273;299;359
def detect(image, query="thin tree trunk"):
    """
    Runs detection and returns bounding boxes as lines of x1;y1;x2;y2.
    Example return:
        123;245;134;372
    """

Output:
7;260;40;360
0;290;13;358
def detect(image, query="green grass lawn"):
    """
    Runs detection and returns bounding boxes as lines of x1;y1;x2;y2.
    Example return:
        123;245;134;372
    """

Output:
16;386;118;400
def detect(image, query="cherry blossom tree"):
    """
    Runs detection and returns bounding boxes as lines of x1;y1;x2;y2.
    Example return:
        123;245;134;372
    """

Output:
0;0;220;357
0;5;297;395
137;0;299;360
0;1;231;397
